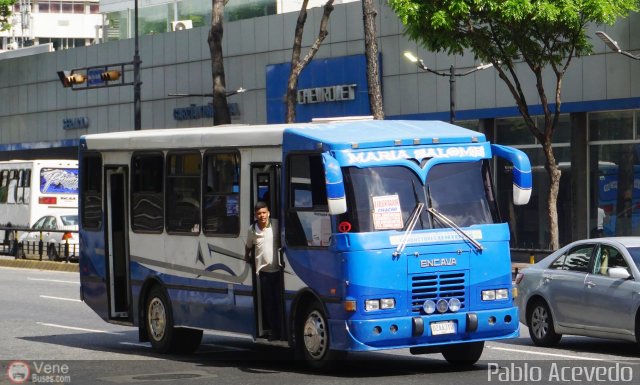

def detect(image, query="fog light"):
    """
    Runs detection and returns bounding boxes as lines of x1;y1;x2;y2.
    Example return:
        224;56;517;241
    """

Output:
482;290;496;301
448;298;461;312
436;299;449;313
365;299;380;312
496;289;509;300
380;298;395;309
423;300;436;314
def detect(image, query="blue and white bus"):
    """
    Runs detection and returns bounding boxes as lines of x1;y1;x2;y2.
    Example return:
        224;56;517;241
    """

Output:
78;120;531;368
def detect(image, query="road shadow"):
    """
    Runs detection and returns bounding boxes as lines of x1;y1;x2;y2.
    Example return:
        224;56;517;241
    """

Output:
19;331;489;378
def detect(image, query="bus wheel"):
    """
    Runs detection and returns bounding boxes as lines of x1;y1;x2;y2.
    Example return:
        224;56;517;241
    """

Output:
146;285;176;353
440;341;484;368
296;302;343;370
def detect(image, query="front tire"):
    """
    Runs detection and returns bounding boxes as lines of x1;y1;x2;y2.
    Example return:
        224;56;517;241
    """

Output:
527;299;562;347
441;341;484;368
295;302;343;370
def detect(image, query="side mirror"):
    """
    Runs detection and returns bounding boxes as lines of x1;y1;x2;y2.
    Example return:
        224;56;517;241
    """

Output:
322;153;347;215
608;267;631;280
491;144;532;205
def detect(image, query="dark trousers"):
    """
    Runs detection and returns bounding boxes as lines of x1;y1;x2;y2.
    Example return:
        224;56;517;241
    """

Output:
259;271;281;338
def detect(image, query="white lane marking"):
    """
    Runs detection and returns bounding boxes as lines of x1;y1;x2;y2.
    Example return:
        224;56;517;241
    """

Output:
120;342;151;347
487;345;638;363
40;295;82;302
37;322;122;335
28;277;79;284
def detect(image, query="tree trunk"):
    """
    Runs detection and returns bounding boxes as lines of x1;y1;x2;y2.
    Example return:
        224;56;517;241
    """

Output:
285;0;334;123
208;0;230;125
361;0;383;119
542;138;561;250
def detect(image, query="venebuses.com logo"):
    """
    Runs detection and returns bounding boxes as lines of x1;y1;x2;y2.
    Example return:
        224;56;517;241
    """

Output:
6;361;71;384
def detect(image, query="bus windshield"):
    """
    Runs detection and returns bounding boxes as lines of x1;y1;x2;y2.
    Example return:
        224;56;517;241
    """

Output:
342;160;498;233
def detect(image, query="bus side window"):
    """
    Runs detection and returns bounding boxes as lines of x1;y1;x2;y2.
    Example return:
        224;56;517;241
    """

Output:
0;170;8;204
23;169;31;204
7;170;18;204
131;152;164;233
285;154;330;247
16;170;25;204
203;151;240;236
166;152;201;234
82;155;103;230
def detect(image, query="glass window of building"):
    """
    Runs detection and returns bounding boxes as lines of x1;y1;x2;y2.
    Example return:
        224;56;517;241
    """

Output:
589;110;640;238
495;115;571;250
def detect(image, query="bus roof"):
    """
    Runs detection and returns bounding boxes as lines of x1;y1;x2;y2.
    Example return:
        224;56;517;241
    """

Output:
80;120;486;151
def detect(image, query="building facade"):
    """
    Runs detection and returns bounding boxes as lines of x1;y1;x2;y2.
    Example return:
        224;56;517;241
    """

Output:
0;0;638;251
0;0;102;51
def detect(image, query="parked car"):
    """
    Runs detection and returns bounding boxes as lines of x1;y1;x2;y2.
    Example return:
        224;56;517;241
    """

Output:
17;214;79;261
515;237;640;347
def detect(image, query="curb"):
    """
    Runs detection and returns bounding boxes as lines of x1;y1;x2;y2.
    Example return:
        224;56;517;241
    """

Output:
0;257;78;272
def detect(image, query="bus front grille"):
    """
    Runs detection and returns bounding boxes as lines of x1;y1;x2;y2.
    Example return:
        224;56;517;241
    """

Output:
410;271;467;314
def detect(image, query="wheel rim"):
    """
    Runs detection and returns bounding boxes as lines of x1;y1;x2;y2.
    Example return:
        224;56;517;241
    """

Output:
531;305;549;340
303;310;327;359
148;297;167;342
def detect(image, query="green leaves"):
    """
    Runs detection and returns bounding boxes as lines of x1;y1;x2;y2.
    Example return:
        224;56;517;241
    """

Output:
0;0;16;32
388;0;638;65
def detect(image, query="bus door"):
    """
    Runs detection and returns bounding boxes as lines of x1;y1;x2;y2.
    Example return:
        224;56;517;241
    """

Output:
250;163;284;339
105;167;131;320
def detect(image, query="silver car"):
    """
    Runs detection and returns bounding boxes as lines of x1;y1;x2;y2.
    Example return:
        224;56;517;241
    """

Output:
515;237;640;347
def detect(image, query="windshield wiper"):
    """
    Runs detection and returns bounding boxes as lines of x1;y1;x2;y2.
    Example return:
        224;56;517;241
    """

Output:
393;202;425;257
428;207;483;251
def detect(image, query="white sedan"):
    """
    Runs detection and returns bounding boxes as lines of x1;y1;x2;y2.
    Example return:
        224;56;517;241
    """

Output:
17;214;79;261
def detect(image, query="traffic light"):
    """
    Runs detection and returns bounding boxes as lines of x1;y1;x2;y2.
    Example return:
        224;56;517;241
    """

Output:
100;70;121;81
57;71;86;88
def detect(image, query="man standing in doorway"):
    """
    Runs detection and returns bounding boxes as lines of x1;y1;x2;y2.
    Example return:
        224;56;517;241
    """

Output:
245;201;281;340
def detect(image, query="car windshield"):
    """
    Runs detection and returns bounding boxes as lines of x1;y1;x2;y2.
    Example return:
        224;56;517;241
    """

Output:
61;215;78;226
626;247;640;271
341;160;498;233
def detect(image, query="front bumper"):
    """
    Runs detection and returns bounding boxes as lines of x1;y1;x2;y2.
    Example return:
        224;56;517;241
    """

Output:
330;306;519;352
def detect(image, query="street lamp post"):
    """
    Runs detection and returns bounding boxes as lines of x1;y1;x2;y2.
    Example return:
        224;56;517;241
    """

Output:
403;51;494;123
596;31;640;61
133;0;141;130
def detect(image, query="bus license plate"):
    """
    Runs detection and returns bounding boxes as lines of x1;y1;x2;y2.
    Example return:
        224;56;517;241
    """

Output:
430;321;456;335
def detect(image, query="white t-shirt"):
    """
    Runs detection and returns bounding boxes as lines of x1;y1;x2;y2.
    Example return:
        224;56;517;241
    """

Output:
246;221;278;273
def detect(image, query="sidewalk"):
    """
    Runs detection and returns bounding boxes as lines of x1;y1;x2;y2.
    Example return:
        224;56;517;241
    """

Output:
0;255;78;272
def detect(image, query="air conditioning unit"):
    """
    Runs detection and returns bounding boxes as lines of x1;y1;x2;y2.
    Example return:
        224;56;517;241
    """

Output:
171;20;193;31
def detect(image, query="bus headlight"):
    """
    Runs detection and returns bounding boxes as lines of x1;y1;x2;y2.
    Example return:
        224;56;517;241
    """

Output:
448;298;461;312
423;300;436;314
365;299;380;312
482;289;509;301
496;289;509;300
365;298;396;311
380;298;396;310
482;290;496;301
436;299;449;313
